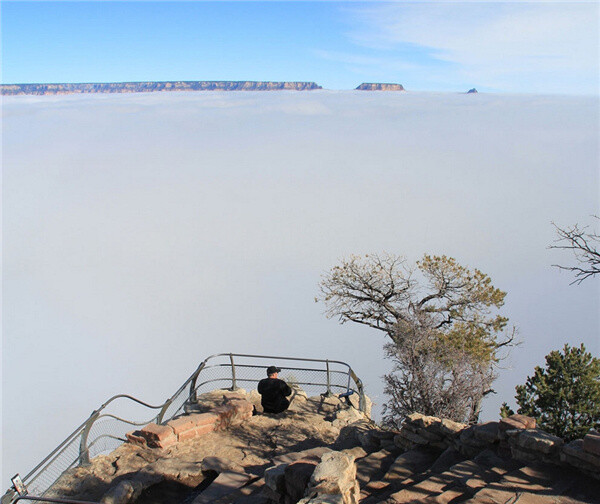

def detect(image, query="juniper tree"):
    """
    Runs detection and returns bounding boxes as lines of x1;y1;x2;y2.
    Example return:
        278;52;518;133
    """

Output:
319;253;515;424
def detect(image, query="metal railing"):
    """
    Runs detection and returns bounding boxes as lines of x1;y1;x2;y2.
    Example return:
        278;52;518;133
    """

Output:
2;353;366;503
12;497;100;504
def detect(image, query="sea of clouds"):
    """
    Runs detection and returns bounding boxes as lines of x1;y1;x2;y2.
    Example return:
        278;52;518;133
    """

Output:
2;90;599;488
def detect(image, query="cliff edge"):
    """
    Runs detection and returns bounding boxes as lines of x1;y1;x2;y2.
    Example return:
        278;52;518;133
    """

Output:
43;388;600;504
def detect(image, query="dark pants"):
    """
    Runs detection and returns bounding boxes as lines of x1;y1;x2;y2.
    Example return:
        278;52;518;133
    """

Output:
263;398;290;414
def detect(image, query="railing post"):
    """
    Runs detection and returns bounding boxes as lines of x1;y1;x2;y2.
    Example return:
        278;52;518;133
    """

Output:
78;411;99;466
229;354;238;390
325;360;332;396
348;368;368;416
359;392;366;413
189;378;198;403
1;489;15;504
188;359;208;403
156;399;173;424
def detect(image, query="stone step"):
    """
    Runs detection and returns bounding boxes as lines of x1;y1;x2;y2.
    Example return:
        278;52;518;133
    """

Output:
461;488;566;504
387;485;443;503
211;477;265;504
426;448;467;476
284;455;323;503
360;448;441;504
271;446;332;466
367;454;501;504
420;488;466;504
442;461;503;496
461;461;599;504
383;448;442;484
356;448;402;486
231;493;271;504
373;487;467;504
497;463;573;494
472;449;523;476
360;480;393;501
191;471;252;504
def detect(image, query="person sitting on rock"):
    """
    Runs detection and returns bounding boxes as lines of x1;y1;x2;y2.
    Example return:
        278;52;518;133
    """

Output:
257;366;292;414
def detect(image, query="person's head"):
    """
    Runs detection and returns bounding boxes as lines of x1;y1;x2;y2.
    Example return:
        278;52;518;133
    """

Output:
266;365;281;378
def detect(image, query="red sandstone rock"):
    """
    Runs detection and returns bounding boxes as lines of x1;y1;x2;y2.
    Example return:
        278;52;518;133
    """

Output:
235;401;253;415
513;429;563;455
473;422;500;443
499;414;535;434
214;404;235;420
284;456;320;502
168;416;198;435
177;428;199;442
140;423;176;448
193;470;251;504
155;434;178;449
195;424;215;437
193;412;219;425
176;423;215;442
511;415;536;429
583;431;600;456
432;488;465;503
439;418;466;437
562;439;600;474
141;423;174;441
125;430;148;447
360;479;390;499
171;413;217;431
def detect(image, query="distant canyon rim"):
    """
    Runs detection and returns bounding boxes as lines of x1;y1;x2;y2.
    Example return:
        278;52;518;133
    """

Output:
1;81;414;95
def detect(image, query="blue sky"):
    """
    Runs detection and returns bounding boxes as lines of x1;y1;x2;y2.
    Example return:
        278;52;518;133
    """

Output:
1;1;598;94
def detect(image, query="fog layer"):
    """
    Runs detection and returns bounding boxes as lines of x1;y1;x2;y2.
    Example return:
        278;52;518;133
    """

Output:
3;91;599;487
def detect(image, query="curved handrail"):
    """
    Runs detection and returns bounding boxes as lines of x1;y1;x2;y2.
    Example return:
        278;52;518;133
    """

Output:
91;412;158;426
13;497;100;504
5;352;367;503
23;364;217;481
187;353;364;402
94;393;168;411
22;394;175;482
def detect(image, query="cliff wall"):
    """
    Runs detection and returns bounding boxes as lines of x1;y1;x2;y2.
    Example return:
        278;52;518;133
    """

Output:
355;83;405;91
0;81;323;96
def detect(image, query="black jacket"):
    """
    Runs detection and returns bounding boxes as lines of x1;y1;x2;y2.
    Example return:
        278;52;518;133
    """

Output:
257;377;292;413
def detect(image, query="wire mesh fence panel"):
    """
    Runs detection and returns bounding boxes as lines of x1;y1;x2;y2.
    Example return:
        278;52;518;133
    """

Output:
85;417;142;459
158;386;193;423
24;434;82;498
14;498;101;504
15;499;60;504
240;366;330;395
189;354;358;399
7;353;364;504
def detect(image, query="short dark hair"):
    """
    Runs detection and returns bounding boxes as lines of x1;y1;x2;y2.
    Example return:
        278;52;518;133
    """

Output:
267;366;281;375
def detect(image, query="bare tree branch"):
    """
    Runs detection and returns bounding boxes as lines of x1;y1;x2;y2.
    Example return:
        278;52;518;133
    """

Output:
549;216;600;284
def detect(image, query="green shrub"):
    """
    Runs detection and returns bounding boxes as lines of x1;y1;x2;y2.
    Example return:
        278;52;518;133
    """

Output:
513;344;600;441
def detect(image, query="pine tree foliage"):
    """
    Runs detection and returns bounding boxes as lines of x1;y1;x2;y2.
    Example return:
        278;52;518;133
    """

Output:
499;402;515;418
515;344;600;441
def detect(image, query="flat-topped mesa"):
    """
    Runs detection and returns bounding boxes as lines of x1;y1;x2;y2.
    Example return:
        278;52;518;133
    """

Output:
356;82;405;91
0;81;323;95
